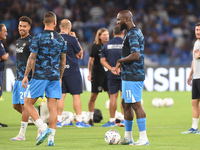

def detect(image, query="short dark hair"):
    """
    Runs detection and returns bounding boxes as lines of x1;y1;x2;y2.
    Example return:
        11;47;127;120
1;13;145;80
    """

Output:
19;16;32;26
113;25;122;35
44;11;56;23
195;22;200;27
0;23;5;31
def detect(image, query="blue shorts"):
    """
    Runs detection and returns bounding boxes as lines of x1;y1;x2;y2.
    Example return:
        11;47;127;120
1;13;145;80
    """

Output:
0;71;3;96
25;79;62;99
62;74;82;95
122;80;143;103
108;78;121;94
12;80;27;104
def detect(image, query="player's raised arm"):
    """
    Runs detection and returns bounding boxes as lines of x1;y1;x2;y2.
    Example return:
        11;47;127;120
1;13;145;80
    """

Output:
76;42;83;59
194;49;200;59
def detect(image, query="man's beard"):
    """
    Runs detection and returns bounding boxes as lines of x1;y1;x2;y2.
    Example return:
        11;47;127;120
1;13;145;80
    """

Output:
120;22;127;31
20;30;26;36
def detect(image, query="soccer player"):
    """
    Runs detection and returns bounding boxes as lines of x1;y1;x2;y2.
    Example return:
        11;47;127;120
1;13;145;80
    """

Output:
22;11;67;146
182;22;200;134
115;10;149;146
87;28;109;126
10;16;33;141
100;25;125;127
57;19;90;128
0;23;9;127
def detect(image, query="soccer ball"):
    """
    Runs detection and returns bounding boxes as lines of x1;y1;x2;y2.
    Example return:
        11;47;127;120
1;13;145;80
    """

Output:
104;129;121;145
61;111;74;126
62;118;71;126
82;111;89;123
152;97;163;107
105;100;110;109
163;97;174;107
62;111;74;122
74;111;89;123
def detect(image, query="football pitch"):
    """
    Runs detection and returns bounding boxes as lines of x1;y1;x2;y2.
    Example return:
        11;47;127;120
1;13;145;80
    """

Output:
0;90;199;150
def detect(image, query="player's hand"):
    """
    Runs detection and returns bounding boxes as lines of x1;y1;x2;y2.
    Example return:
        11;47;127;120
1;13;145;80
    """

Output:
187;76;192;86
76;50;83;59
110;67;118;75
194;49;200;59
22;76;28;89
88;74;92;81
69;31;76;37
115;61;121;75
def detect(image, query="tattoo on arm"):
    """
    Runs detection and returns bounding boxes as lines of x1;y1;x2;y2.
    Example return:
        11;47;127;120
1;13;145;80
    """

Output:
60;52;66;78
24;53;37;77
31;61;35;77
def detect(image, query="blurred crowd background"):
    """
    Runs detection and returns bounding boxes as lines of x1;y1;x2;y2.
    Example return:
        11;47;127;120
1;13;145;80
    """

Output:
0;0;200;66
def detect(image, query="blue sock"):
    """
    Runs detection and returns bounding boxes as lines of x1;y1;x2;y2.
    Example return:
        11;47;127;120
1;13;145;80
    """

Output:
137;118;146;132
124;119;133;131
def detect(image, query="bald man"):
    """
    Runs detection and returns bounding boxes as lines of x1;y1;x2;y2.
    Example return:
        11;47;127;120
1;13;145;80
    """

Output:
22;11;67;146
57;19;90;128
115;10;149;146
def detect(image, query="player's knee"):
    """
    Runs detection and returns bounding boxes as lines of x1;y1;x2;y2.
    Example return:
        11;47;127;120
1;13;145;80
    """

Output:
141;111;146;118
23;103;28;110
89;96;96;102
191;100;199;107
133;103;146;115
13;104;18;110
48;106;57;112
90;92;98;101
13;104;22;110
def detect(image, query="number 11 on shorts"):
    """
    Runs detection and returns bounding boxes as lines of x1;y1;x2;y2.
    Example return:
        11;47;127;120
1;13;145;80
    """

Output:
126;90;131;100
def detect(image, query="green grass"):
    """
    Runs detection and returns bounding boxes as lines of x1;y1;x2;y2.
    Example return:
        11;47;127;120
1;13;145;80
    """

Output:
0;91;198;150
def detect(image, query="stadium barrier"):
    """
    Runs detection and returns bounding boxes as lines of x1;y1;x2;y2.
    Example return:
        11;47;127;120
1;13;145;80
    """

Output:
4;66;191;92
